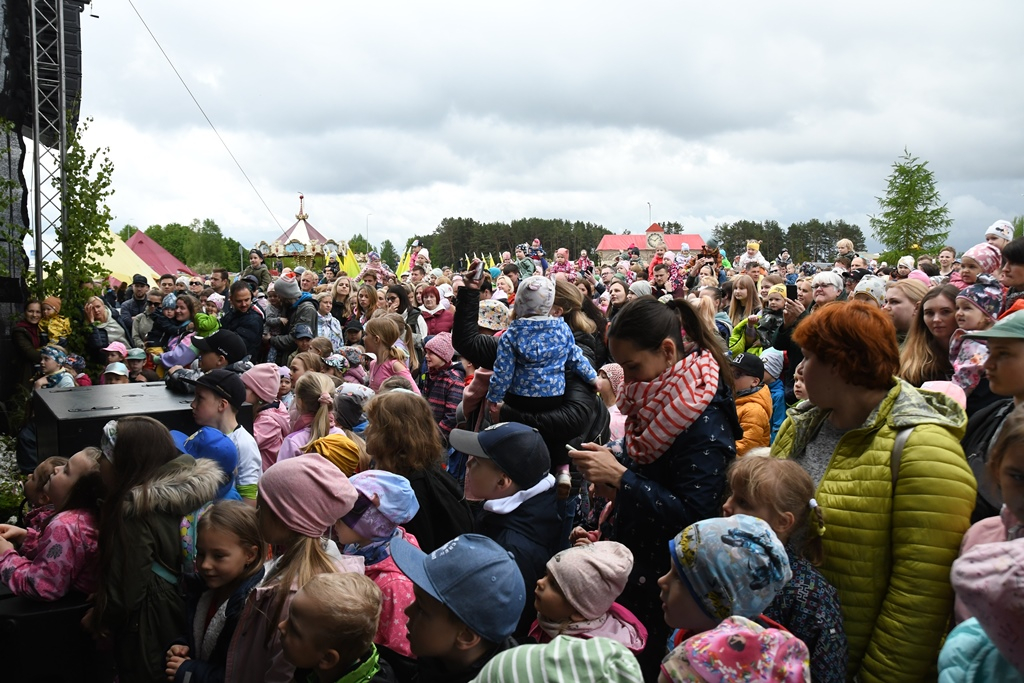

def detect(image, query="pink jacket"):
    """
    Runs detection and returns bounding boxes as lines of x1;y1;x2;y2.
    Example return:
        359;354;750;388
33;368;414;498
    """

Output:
225;554;363;683
368;358;421;394
364;530;419;658
954;505;1023;624
0;508;99;600
254;404;291;471
528;602;648;654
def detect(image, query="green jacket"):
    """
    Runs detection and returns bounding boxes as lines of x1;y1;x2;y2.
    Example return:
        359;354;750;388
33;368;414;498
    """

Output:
241;263;273;292
772;379;976;683
101;455;225;682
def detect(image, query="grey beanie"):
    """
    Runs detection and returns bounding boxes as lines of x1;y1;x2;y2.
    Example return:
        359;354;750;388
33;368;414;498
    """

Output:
514;276;556;318
274;274;301;300
629;280;653;298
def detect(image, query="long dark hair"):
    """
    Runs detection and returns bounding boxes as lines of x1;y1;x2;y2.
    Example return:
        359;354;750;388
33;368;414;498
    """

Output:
386;285;411;315
608;297;733;388
57;447;104;516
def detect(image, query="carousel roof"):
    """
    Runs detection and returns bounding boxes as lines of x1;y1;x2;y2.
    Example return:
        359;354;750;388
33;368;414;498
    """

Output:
273;194;329;245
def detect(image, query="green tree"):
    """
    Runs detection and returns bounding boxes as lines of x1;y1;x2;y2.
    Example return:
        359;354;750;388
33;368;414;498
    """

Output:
379;239;400;267
869;148;952;263
347;234;374;255
40;117;114;316
660;221;683;235
1012;216;1024;240
117;224;138;242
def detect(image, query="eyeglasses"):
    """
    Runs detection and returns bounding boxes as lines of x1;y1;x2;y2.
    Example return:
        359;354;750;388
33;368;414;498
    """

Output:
812;283;836;290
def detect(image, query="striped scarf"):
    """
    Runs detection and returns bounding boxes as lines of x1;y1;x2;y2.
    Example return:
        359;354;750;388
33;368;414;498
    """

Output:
616;349;720;464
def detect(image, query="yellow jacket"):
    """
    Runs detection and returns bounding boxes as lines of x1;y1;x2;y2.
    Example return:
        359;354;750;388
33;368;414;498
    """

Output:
772;379;976;683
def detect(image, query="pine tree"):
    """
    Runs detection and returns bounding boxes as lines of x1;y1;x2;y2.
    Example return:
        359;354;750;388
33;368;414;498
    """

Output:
869;148;952;264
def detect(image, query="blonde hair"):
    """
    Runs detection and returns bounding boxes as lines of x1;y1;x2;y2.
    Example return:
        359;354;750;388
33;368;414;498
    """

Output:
728;274;758;327
692;295;718;333
383;312;418;370
300;572;382;662
836;238;854;252
198;501;266;584
263;535;337;647
553;279;596;335
728;456;824;565
364;316;406;365
293;372;337;449
292;351;326;375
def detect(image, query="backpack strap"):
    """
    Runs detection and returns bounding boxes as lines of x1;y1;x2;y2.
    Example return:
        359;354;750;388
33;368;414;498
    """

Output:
890;426;915;489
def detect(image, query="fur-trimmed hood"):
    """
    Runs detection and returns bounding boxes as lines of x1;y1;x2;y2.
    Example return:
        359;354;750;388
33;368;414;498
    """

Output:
123;455;226;517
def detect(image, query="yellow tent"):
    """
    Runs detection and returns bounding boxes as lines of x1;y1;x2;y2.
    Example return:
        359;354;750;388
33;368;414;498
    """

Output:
100;228;161;284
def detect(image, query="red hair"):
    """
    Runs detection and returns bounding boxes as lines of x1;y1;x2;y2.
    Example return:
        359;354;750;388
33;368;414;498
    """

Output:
792;301;899;391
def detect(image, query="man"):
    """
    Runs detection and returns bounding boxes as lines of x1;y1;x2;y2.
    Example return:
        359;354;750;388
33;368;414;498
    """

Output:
210;268;230;297
600;265;614;286
158;274;176;296
651;263;672;297
362;270;380;289
300;269;319;293
986;219;1014;251
132;289;166;348
118;274;151;334
410;265;426;285
500;263;521;293
220;281;263;360
268;274;318;366
850;255;869;270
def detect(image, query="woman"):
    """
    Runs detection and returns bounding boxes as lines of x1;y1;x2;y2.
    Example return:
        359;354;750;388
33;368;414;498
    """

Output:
314;292;344;351
605;279;628;322
883;279;929;344
795;276;814;309
329;276;353;323
11;300;45;388
419;285;453;335
899;284;958;386
809;270;844;309
240;248;272;292
569;297;739;678
83;296;129;365
386;284;427;347
772;302;975;683
355;283;378;325
552;279;605;369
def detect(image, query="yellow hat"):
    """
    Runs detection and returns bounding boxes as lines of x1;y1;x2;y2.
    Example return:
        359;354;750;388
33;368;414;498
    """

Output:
768;284;787;298
746;241;760;251
305;434;362;477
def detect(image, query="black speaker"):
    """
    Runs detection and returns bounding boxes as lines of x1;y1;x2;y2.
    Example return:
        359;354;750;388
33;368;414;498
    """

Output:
32;383;254;458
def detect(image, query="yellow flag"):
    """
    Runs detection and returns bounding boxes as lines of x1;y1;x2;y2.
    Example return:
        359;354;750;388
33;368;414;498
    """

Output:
343;247;361;278
487;252;496;269
396;250;411;277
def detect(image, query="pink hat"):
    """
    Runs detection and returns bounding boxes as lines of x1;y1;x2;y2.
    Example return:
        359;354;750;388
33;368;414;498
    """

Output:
600;363;624;398
102;341;128;357
907;270;932;286
278;365;292;378
242;363;282;403
425;332;455;365
962;242;1002;275
546;541;633;620
920;381;967;410
259;456;357;538
661;615;810;682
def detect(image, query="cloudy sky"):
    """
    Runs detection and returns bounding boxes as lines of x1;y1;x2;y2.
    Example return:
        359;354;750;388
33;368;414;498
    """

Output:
74;1;1023;258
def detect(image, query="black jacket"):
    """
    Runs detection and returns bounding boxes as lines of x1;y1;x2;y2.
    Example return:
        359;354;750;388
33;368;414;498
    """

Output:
170;568;266;683
962;397;1013;523
391;637;518;683
220;306;263;360
403;465;475;554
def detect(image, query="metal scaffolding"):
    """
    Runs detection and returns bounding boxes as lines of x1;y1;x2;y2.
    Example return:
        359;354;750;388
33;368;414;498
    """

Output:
29;0;69;284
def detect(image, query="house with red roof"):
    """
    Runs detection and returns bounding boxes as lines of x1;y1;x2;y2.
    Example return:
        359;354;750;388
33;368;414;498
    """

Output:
596;224;705;265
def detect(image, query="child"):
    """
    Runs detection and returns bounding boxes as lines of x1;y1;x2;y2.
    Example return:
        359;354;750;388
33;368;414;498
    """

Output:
166;329;250;393
391;533;525;679
285;324;315;366
950;282;1002;397
278;365;294;408
40;295;71;347
476;636;643;683
242;363;292;471
423;332;465;444
323;353;349;381
125;347;159;382
529;541;647;654
185;369;262;503
747;283;786;351
852;275;886;308
102;361;131;385
731;353;773;455
206;292;225;317
736;240;769;274
486;276;598;495
659;616;811;683
309;336;334;359
278;572;393;683
952;242;1002;290
0;447;102;600
727;274;758;328
165;501;266;683
227;456;363;682
92;416;225;682
277;372;345;462
337;346;368;385
102;340;128;365
548;247;575;277
335;470;421;659
365;316;421;394
657;515;792;661
760;349;786;443
576;249;593;274
33;345;75;389
953;403;1024;624
344;319;364;346
597;363;626;442
793;359;808;401
722;456;847;683
529;238;549;273
18;455;65;531
64;353;91;386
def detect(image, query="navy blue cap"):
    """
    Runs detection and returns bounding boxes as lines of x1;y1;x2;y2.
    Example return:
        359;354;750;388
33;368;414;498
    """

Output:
391;534;526;643
449;422;550;489
294;323;314;339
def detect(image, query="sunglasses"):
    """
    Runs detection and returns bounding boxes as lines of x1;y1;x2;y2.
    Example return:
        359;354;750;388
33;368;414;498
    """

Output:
190;281;202;286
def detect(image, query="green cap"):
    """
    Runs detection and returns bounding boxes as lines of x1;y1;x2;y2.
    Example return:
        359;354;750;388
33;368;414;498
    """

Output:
964;310;1024;340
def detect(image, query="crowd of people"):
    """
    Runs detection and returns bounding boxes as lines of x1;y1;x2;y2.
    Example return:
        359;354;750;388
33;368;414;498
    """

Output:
3;221;1024;682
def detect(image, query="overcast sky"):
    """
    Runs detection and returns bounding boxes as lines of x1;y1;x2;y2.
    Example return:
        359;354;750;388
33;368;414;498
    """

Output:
75;1;1023;258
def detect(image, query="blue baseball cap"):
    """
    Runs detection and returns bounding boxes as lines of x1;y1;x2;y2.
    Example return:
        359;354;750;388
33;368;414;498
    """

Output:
294;323;314;340
171;427;241;501
448;422;550;490
391;533;526;643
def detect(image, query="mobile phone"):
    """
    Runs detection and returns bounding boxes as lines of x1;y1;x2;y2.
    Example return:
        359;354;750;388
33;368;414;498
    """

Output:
786;284;798;300
468;259;484;283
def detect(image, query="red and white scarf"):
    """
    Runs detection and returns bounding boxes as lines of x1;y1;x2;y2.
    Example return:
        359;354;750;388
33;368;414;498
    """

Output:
616;349;720;464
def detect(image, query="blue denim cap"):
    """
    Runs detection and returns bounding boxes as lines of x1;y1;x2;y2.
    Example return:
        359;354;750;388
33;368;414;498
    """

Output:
391;533;526;643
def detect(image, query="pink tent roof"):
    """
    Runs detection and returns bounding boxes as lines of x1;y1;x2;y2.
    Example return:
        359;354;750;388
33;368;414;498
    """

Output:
596;233;706;252
124;230;195;277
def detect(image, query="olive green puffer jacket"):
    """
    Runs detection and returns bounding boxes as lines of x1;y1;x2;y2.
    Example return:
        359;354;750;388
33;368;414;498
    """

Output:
772;379;976;683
